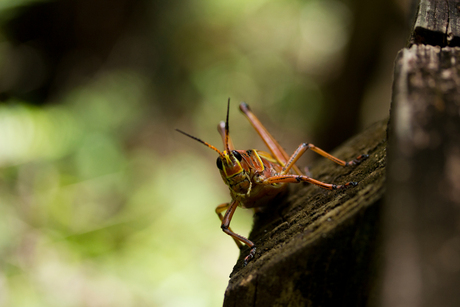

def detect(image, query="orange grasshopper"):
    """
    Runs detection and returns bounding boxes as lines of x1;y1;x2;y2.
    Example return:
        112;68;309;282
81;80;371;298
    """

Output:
177;99;368;265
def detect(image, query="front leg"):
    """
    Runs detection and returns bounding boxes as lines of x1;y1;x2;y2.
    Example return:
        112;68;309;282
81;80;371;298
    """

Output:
218;199;257;265
216;202;243;248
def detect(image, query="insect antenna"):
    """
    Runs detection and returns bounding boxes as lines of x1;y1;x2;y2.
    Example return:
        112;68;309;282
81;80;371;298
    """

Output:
225;97;231;152
176;129;223;156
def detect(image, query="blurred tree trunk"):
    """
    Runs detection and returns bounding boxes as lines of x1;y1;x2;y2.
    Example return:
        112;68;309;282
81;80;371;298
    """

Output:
317;0;404;151
223;1;460;306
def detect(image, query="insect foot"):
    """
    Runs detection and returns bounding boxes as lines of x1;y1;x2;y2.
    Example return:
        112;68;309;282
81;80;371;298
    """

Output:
345;154;369;166
244;247;257;266
333;181;358;190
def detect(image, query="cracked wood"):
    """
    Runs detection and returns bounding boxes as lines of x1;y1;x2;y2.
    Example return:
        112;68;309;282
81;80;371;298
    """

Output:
411;0;460;46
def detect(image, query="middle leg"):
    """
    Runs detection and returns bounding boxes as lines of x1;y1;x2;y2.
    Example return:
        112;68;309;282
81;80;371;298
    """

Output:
263;174;358;190
280;143;368;175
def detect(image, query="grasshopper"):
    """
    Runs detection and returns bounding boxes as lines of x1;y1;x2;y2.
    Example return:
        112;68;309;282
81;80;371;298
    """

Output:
177;99;368;265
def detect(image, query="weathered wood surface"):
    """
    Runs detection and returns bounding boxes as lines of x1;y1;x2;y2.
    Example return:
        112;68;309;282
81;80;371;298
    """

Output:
223;119;387;307
411;0;460;46
382;44;460;307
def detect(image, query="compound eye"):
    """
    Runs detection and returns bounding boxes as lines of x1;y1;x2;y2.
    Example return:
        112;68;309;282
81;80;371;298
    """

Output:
216;157;223;170
232;150;243;161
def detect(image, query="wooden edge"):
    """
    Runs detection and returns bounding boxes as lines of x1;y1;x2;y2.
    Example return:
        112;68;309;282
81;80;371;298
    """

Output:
223;119;387;306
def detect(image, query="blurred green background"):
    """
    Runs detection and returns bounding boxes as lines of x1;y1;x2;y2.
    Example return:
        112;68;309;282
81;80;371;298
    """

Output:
0;0;407;306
